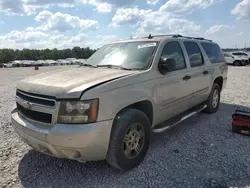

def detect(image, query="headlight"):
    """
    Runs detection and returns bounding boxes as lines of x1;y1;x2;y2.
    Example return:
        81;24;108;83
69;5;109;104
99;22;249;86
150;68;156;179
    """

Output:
58;99;99;124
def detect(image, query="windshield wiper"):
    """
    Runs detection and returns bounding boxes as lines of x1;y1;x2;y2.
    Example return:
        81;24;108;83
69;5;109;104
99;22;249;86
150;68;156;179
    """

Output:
79;63;97;68
97;64;132;70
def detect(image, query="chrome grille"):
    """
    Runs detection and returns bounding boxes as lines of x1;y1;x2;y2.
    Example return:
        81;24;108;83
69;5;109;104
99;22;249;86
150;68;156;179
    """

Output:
16;90;57;124
16;90;56;107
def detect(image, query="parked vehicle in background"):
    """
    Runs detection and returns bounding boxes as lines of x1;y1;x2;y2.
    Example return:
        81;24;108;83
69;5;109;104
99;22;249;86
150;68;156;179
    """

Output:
71;59;80;65
231;51;250;65
36;60;48;66
11;34;228;171
61;59;71;65
56;59;65;65
21;60;30;67
79;59;86;66
12;60;23;67
66;58;77;65
4;61;14;68
46;60;57;66
224;53;246;66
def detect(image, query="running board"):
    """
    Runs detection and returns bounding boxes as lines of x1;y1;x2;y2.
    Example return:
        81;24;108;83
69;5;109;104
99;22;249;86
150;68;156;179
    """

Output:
153;104;207;133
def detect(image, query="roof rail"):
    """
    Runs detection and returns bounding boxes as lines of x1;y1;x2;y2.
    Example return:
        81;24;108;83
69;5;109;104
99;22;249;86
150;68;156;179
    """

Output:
144;34;212;42
146;34;182;39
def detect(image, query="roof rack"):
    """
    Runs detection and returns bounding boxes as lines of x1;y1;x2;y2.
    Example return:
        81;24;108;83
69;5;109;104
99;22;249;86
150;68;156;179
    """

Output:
145;34;181;39
145;34;212;42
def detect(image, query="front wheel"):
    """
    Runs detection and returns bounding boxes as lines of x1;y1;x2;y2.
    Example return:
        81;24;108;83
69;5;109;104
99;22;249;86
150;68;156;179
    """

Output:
203;83;221;114
106;108;151;171
233;60;242;66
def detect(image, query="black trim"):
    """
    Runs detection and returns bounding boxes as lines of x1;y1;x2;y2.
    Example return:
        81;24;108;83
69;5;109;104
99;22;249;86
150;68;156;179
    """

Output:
17;103;52;124
154;102;206;130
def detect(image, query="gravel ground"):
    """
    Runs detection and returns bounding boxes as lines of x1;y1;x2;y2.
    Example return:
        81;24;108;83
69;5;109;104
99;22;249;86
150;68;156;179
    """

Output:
1;66;250;188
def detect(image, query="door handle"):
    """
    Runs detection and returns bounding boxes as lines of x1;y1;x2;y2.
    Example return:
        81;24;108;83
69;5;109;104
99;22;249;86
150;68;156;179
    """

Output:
183;75;191;81
203;70;209;75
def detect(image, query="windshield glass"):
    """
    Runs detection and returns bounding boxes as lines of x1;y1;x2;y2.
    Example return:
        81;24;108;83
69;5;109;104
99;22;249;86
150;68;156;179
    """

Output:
84;41;158;70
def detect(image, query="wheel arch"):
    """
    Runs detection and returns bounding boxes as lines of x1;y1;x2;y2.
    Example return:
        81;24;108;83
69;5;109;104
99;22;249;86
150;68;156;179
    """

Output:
114;100;154;126
213;76;223;91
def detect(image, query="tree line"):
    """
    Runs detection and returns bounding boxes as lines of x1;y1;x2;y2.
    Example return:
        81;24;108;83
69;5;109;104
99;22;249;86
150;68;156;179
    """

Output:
0;47;97;64
0;46;249;65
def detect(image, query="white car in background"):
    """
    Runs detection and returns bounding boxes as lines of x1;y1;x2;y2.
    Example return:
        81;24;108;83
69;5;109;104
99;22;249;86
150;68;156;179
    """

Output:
22;60;31;67
46;60;57;66
231;51;250;65
224;53;247;66
3;61;14;68
12;60;23;67
36;60;48;66
66;58;77;64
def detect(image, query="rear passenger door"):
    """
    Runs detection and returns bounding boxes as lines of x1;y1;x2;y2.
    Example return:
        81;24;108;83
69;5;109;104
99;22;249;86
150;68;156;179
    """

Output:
182;41;212;108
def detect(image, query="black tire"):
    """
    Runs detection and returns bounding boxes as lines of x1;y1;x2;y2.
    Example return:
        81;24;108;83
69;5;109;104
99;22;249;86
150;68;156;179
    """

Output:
232;125;239;133
233;60;242;66
203;83;221;114
106;108;151;171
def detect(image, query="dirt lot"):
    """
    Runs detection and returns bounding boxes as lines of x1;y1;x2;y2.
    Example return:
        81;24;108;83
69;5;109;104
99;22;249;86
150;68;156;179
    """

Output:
0;66;250;188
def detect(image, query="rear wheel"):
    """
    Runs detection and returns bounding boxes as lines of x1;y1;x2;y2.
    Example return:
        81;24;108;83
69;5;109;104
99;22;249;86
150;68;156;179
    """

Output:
106;108;151;171
203;83;221;114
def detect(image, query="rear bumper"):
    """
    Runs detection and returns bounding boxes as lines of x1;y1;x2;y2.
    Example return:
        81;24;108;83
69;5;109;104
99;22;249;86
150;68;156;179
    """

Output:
11;108;113;161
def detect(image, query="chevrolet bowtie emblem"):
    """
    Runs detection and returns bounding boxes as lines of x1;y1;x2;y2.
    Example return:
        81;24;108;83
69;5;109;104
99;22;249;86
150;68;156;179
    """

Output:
23;102;31;110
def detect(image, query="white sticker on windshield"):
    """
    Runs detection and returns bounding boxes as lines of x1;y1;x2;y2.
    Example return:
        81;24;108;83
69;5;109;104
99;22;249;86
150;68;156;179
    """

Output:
137;42;157;49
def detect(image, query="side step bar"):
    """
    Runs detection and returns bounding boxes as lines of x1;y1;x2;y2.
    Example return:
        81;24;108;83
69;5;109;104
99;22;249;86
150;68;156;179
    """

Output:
153;104;207;133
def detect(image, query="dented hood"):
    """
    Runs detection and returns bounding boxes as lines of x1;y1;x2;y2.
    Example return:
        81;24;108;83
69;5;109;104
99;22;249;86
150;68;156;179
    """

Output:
17;67;135;99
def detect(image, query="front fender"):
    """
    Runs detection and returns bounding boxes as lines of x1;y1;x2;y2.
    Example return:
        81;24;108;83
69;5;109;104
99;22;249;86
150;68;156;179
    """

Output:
97;84;156;123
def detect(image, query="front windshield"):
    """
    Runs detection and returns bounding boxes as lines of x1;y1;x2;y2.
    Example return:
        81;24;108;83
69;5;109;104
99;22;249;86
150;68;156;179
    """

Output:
84;41;158;70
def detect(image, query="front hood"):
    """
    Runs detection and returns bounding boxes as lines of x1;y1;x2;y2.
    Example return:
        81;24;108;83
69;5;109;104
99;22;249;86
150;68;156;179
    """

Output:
17;67;135;99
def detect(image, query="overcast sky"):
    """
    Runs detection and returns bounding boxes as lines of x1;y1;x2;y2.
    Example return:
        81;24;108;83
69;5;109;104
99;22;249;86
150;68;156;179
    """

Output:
0;0;250;49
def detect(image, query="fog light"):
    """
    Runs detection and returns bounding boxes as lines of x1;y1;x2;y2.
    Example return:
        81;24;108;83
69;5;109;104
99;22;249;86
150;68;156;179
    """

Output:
61;149;81;158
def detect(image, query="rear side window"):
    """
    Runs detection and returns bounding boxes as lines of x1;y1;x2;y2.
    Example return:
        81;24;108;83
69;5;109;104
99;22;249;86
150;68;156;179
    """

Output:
201;43;225;63
232;52;247;56
184;42;203;67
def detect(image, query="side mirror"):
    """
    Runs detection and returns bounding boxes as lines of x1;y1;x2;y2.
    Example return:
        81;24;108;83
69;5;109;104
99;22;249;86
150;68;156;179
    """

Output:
158;58;176;74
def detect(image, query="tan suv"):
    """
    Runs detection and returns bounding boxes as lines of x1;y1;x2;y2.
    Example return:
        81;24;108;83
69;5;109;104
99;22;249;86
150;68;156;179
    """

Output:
11;34;228;171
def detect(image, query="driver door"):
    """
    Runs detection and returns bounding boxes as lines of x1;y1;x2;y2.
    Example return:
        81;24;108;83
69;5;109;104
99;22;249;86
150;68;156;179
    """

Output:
155;41;193;124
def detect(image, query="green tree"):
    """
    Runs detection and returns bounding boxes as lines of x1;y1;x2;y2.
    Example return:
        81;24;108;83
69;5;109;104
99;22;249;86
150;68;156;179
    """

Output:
0;47;97;65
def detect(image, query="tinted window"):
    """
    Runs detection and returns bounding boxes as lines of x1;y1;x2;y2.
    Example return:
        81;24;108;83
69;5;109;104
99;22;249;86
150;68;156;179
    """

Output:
201;43;225;64
160;41;186;72
184;42;203;67
232;52;247;56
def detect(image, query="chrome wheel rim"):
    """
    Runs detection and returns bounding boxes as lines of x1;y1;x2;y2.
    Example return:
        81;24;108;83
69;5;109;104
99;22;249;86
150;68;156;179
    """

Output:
212;89;219;108
123;123;145;159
